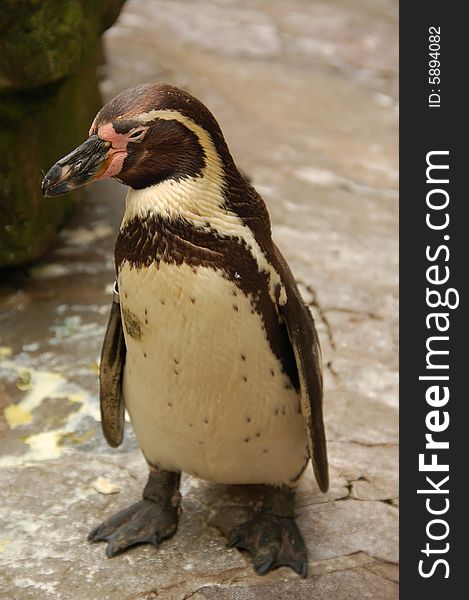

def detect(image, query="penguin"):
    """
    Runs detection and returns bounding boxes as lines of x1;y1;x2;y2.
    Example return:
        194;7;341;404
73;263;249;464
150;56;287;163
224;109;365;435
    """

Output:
42;83;328;577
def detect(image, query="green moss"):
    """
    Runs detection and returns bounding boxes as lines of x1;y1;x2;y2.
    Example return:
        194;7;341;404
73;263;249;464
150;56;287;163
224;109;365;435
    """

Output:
0;0;126;91
0;56;102;267
0;0;125;267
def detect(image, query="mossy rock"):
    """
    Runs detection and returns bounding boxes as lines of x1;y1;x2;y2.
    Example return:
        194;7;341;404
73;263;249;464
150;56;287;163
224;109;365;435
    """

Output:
0;0;125;267
0;0;125;92
0;57;101;267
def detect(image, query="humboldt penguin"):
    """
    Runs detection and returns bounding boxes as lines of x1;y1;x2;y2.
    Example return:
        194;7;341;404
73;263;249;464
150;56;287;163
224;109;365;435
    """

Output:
42;83;328;577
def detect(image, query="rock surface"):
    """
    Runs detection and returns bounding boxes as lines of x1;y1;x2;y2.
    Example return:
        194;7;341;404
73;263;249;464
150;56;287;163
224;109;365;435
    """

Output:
0;0;398;598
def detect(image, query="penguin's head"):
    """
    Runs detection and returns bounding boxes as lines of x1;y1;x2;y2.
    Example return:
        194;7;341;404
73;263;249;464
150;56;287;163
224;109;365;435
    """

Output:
42;83;233;196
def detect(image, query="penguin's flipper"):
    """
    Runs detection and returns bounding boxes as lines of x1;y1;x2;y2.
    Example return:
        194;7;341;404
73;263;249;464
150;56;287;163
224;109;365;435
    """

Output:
99;299;126;447
273;243;329;493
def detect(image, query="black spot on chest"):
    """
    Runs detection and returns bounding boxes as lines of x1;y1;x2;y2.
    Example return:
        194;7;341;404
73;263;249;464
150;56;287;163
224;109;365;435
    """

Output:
122;308;143;339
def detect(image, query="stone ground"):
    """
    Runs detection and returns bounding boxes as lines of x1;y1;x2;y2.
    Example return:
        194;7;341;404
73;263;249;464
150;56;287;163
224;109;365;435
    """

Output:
0;1;398;598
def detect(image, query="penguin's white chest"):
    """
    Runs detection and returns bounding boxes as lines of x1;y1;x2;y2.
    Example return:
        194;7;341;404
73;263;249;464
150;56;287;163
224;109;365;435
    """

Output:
118;261;308;486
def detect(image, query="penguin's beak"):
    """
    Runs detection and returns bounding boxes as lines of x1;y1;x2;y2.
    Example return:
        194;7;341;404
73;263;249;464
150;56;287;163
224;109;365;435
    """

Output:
42;135;112;197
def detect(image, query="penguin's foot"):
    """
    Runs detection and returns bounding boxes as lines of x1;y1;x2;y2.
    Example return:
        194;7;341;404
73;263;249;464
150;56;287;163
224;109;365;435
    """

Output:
88;498;179;557
227;486;307;577
88;469;180;557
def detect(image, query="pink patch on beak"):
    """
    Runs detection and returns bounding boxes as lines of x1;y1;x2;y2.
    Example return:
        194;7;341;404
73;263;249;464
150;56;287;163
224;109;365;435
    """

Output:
98;123;129;150
97;151;127;180
94;123;130;179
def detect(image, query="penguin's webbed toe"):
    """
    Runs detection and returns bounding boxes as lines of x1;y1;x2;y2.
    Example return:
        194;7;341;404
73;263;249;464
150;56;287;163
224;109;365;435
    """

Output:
227;512;308;577
88;498;179;557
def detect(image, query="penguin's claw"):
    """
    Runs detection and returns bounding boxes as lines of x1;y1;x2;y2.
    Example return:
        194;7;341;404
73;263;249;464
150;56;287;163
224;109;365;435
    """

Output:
88;499;178;557
227;512;308;577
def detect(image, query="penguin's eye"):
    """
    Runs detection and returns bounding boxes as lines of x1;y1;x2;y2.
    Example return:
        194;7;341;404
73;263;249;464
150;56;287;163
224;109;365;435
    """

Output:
128;128;147;142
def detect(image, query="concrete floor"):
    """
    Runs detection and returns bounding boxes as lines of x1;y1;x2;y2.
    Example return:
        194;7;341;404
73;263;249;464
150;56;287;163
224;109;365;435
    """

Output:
0;1;398;598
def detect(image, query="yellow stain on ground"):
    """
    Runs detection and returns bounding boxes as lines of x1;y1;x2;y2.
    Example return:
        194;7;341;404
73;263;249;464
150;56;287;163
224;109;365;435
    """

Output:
68;393;84;403
0;538;12;553
0;346;13;360
4;405;33;429
3;369;64;432
23;431;64;461
61;429;95;445
0;432;63;468
0;361;101;468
